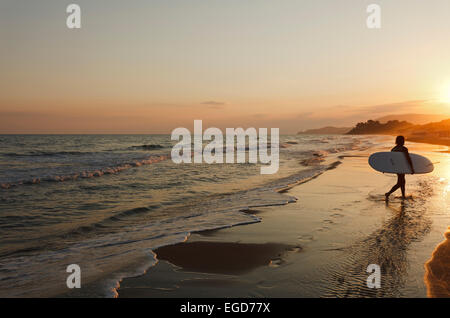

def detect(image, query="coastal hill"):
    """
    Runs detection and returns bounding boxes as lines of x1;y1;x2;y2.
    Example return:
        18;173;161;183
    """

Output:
346;120;414;135
297;126;351;135
296;113;450;146
347;118;450;146
296;114;446;135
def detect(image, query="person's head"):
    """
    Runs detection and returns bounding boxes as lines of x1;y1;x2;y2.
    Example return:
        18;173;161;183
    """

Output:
395;135;405;146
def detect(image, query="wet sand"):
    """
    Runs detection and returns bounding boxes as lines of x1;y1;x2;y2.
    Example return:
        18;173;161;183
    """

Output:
425;228;450;297
118;141;450;298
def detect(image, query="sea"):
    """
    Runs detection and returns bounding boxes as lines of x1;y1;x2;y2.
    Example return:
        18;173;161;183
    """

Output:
0;134;378;297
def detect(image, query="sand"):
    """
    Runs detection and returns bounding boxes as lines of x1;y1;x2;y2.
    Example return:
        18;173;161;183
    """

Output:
425;228;450;297
118;141;450;298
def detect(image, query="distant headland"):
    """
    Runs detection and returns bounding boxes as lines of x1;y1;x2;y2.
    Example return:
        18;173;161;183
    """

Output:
346;118;450;146
299;113;450;147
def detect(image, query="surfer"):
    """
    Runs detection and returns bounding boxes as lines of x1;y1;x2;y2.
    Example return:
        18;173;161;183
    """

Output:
385;136;415;200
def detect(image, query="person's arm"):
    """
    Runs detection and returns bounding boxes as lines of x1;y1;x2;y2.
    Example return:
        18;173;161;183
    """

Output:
404;148;415;174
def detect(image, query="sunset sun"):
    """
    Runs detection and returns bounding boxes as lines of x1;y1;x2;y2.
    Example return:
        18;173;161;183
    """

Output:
439;82;450;103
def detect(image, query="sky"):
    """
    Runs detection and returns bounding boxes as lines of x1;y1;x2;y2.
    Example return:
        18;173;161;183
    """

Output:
1;0;450;133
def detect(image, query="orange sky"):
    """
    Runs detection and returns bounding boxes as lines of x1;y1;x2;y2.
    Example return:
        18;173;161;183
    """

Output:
1;1;450;133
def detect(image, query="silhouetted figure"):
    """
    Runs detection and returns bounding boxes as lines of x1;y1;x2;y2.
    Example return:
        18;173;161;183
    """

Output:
385;136;415;200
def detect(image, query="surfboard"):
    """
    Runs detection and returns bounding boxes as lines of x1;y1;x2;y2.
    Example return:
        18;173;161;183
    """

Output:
368;152;434;174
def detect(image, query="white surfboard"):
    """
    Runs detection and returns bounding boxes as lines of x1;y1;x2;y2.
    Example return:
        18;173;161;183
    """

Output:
368;152;434;174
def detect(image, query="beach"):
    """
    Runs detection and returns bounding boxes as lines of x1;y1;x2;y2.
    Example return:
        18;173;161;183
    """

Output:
1;135;449;298
118;140;450;298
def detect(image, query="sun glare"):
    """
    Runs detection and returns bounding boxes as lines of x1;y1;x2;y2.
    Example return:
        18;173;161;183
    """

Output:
439;82;450;104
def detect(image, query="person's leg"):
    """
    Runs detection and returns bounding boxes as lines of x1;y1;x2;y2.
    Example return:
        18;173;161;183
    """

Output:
386;174;402;199
386;183;400;195
399;174;406;198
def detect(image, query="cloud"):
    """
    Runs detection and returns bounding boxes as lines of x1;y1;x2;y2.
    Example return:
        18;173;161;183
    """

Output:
201;101;226;109
296;100;431;122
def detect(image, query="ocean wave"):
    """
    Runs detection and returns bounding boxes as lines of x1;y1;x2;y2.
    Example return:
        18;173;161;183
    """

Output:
59;205;164;240
2;144;167;157
0;155;169;189
3;150;92;157
309;139;331;144
128;144;165;150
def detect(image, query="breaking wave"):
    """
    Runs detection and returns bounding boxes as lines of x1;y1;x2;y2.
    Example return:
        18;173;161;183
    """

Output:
1;155;169;189
128;144;166;150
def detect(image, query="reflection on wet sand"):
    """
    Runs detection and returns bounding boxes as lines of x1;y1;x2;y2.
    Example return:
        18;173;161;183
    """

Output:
424;227;450;297
326;187;432;297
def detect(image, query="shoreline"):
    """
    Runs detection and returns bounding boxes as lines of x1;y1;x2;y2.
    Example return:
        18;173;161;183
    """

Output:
117;139;450;298
114;155;347;297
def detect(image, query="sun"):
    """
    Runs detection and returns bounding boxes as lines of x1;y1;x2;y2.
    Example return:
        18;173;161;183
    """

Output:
439;82;450;103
